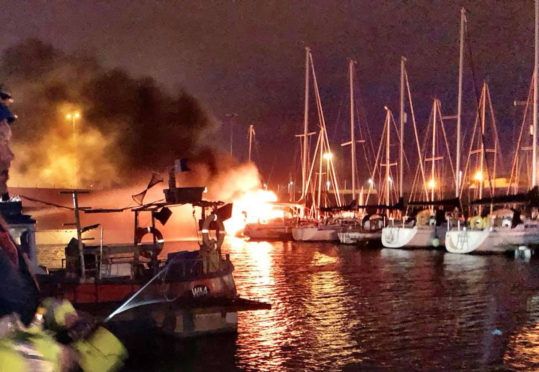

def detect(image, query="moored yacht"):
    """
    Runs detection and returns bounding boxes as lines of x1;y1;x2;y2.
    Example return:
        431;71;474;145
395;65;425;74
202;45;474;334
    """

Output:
338;214;384;245
292;217;356;242
445;209;539;254
243;202;304;241
382;209;448;249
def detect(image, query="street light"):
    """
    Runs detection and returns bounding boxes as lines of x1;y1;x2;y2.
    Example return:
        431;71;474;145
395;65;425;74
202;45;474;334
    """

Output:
323;152;333;191
66;111;81;126
65;110;81;188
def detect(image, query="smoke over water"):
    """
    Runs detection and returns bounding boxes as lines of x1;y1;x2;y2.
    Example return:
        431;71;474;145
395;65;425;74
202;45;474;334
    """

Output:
2;38;229;188
2;39;271;243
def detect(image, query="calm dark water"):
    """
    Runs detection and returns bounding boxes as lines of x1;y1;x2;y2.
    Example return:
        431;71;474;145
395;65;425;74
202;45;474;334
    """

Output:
40;239;539;371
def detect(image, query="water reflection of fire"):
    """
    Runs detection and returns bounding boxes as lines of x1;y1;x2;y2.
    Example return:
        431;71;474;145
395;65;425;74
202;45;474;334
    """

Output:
224;189;281;236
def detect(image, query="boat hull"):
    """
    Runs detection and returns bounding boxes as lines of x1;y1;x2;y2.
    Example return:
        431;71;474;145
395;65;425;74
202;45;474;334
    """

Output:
445;225;539;254
291;225;339;241
37;267;269;337
244;223;292;241
381;225;446;249
337;231;381;245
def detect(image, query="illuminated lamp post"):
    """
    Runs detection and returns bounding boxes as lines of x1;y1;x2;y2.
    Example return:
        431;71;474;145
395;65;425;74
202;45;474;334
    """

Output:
66;111;81;188
323;152;333;190
322;152;333;207
428;178;436;204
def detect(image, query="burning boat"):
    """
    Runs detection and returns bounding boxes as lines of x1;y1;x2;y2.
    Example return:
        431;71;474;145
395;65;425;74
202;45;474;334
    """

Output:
243;202;304;240
5;174;270;337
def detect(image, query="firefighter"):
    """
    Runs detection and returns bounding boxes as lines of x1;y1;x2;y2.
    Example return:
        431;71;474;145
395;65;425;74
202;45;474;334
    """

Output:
0;87;16;201
0;212;127;371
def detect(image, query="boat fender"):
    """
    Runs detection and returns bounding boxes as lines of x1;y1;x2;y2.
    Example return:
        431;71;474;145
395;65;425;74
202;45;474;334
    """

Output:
201;213;226;250
135;227;164;258
469;216;485;230
432;238;440;247
416;210;430;226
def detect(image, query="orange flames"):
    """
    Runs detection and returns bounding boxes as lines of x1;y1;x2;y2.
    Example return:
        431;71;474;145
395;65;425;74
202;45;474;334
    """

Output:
224;189;280;236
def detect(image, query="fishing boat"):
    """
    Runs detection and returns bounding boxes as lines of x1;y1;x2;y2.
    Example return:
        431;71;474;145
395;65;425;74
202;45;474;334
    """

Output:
8;171;269;337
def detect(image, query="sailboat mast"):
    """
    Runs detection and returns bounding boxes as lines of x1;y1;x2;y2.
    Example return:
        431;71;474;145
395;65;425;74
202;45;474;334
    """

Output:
385;108;391;214
302;47;311;198
456;8;466;196
349;59;356;200
399;57;406;198
479;84;486;207
432;100;437;203
318;129;324;213
534;1;538;187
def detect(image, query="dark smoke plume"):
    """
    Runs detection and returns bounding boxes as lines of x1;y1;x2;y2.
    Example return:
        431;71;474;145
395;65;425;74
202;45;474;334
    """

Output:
2;38;229;188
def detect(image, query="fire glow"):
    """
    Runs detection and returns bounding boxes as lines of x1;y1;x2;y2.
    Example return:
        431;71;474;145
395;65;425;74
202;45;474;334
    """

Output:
224;189;281;236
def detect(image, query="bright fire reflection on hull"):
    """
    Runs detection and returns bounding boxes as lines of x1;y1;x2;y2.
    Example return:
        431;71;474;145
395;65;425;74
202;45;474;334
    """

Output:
224;189;280;236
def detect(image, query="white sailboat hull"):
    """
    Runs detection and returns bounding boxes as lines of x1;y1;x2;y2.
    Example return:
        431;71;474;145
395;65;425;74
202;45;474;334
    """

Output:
244;223;292;240
445;224;539;254
381;225;446;248
337;231;381;244
292;225;340;242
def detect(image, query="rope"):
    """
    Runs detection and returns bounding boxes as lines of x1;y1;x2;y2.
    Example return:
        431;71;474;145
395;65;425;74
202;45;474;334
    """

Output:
438;102;457;189
19;194;73;210
508;76;534;194
465;22;496;202
19;194;158;213
405;69;429;200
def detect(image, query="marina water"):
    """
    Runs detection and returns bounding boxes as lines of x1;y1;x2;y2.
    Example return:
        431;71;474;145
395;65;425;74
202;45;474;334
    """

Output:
41;239;539;370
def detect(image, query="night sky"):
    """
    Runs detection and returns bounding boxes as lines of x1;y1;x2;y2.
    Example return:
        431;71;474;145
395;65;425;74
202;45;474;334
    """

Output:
0;1;535;186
